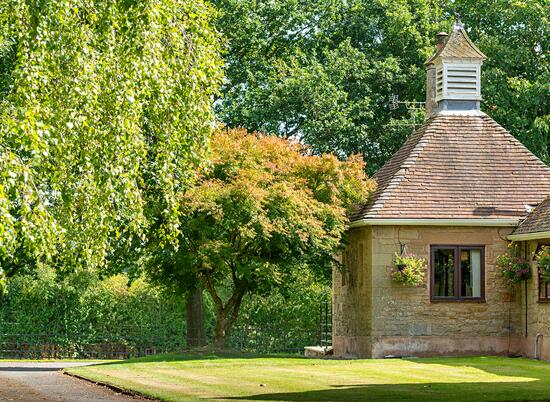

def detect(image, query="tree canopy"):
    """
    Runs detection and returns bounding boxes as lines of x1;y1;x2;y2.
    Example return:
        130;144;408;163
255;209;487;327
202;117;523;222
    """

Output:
0;0;222;284
144;128;374;346
456;0;549;163
213;0;549;173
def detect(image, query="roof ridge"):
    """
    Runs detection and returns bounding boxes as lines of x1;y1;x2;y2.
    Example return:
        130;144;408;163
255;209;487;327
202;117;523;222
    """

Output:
368;125;434;216
351;119;436;220
485;115;550;162
480;115;550;171
456;27;486;59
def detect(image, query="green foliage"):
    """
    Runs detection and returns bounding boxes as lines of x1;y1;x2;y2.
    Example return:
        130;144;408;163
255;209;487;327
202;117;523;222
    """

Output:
0;267;186;338
391;253;426;287
536;246;550;281
0;265;326;354
214;0;549;173
145;128;374;345
214;0;439;172
0;267;5;296
230;269;329;352
0;0;222;276
237;270;329;330
454;0;549;165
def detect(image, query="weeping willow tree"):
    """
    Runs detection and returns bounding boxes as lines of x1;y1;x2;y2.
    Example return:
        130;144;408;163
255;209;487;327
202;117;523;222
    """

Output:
0;0;222;286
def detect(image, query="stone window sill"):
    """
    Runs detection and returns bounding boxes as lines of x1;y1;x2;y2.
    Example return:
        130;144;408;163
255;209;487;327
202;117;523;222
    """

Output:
430;298;486;303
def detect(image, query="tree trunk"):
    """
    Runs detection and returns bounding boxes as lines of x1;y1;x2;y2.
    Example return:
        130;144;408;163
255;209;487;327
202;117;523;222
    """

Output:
213;312;228;349
208;290;245;349
185;287;206;348
201;274;246;350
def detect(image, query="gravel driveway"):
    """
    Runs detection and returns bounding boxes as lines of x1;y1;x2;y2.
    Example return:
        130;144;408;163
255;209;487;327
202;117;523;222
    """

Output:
0;362;145;401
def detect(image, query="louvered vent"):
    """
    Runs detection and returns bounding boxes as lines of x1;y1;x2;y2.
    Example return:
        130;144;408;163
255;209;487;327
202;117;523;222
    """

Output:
446;66;478;96
436;67;444;98
434;63;480;102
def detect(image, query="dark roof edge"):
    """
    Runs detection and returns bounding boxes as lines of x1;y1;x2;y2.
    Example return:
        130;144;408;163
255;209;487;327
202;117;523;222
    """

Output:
350;218;519;228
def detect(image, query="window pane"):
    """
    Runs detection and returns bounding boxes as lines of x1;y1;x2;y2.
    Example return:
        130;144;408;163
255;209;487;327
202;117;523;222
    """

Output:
434;248;455;297
461;249;481;298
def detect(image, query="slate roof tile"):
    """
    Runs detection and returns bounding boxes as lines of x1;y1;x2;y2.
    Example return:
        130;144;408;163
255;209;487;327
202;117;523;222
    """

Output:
514;196;550;235
351;113;550;221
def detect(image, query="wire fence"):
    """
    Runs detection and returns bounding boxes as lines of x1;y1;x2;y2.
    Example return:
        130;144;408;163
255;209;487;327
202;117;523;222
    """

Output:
0;322;186;359
0;321;325;359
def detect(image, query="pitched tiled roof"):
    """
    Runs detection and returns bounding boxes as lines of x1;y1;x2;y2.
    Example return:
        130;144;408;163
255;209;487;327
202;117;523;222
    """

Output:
426;27;486;65
351;113;550;221
513;196;550;235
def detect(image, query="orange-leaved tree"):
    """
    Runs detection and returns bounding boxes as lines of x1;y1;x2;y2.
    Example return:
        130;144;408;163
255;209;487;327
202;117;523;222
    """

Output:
146;128;375;347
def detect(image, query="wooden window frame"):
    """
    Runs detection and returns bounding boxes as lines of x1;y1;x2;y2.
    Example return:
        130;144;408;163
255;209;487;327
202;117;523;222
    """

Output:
430;245;485;303
537;243;550;303
539;276;549;302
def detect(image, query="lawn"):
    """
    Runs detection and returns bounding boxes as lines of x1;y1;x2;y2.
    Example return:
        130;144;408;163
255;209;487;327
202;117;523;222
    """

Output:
66;353;550;401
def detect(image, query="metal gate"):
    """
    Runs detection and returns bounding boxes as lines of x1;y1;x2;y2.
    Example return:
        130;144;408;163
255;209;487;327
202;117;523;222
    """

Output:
319;298;332;348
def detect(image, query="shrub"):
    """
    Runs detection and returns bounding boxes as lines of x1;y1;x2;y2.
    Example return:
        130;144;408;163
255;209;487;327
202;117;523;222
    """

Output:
0;268;6;297
230;269;329;352
0;267;186;339
391;253;426;287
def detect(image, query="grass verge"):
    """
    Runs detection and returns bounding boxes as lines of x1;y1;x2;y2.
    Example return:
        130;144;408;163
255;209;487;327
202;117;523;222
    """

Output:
65;353;550;401
0;359;114;363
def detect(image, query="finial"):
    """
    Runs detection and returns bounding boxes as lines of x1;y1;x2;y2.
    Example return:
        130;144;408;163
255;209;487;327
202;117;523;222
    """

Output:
454;13;464;31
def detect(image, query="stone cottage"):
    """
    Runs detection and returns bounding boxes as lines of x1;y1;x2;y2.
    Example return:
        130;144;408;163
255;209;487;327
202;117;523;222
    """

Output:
333;22;550;359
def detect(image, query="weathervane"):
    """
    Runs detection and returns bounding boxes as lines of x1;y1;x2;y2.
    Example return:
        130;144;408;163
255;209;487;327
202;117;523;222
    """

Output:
454;12;464;30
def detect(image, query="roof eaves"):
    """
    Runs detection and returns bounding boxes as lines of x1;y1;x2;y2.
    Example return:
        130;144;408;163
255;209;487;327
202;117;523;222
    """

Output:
351;218;520;228
508;231;550;242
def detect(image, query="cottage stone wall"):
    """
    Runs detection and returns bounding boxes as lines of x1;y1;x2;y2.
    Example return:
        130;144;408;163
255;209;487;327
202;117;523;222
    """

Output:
332;227;373;357
333;225;524;358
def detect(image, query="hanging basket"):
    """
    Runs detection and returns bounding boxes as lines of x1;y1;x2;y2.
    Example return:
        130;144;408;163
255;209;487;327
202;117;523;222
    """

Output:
392;253;426;287
496;252;531;284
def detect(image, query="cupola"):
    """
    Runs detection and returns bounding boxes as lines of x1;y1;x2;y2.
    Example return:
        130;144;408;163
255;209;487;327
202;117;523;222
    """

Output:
425;21;486;116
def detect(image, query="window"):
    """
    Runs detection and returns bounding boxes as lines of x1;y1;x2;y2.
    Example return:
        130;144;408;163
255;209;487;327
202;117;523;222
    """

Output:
537;243;550;302
539;277;549;302
431;246;485;301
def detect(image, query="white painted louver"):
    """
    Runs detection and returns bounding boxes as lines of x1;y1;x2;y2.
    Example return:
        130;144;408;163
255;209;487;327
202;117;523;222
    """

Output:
436;66;444;98
435;62;481;102
447;66;477;94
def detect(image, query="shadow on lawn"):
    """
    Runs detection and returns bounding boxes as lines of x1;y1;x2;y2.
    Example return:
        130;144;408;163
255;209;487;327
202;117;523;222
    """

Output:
220;381;546;401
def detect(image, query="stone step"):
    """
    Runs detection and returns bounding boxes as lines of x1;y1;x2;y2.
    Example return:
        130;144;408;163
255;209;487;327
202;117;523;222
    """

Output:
304;346;334;358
